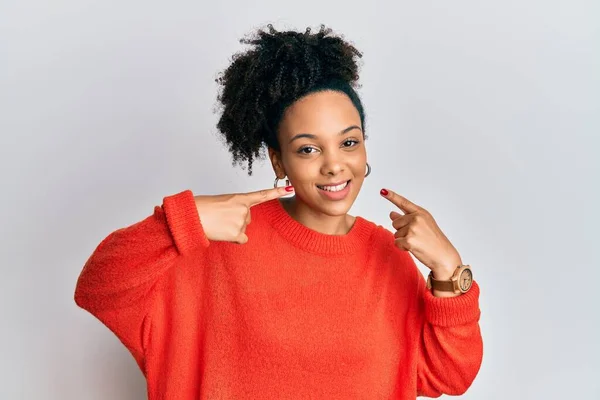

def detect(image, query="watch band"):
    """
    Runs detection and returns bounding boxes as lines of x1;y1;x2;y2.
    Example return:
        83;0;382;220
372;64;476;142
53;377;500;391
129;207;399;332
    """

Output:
426;264;473;293
428;273;455;291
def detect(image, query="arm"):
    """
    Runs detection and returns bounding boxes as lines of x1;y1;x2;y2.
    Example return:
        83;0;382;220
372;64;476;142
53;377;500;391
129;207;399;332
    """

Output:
378;188;483;395
74;190;208;370
414;267;483;397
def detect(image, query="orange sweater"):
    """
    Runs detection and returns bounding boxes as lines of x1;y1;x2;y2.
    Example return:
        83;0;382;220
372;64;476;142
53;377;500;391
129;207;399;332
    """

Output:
75;190;483;399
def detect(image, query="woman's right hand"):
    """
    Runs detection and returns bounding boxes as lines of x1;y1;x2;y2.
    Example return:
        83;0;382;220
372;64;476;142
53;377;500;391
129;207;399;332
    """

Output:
194;186;294;244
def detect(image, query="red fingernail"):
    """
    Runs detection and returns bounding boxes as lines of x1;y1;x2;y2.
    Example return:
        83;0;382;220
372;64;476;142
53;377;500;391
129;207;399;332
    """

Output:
380;189;388;196
285;186;294;192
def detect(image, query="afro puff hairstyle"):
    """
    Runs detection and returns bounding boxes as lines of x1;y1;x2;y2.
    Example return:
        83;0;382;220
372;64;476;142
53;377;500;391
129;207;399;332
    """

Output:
215;24;366;175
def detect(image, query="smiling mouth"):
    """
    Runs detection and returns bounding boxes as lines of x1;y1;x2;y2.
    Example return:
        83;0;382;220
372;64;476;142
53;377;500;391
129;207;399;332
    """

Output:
316;180;351;192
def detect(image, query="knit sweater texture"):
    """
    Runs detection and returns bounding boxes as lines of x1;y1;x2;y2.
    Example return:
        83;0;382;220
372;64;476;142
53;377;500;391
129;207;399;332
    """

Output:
74;189;483;399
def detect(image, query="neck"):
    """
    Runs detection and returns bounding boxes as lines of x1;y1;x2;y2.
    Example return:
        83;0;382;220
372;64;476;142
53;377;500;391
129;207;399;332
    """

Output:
280;196;354;235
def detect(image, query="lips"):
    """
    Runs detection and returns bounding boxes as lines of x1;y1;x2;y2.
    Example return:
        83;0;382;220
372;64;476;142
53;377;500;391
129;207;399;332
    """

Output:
316;180;350;192
316;179;352;201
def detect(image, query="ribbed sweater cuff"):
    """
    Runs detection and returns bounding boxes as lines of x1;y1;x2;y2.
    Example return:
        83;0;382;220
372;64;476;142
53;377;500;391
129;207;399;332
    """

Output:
424;281;481;327
162;190;209;255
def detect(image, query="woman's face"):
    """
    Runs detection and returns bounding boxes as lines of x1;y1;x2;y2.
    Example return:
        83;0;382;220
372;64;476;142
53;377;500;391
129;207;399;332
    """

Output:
270;90;367;217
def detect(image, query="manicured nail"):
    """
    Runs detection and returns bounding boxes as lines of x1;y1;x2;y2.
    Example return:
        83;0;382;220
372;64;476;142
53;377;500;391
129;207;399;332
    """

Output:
380;189;388;196
285;186;294;192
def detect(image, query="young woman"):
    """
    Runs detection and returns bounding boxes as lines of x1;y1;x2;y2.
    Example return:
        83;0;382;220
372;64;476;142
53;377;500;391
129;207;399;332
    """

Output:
75;24;483;399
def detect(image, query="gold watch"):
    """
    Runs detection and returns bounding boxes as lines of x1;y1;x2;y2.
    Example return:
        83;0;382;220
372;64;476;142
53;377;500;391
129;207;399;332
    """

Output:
426;264;473;294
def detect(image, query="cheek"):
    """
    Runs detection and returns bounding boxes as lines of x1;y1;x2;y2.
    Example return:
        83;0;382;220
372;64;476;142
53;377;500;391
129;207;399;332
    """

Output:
350;156;367;174
292;169;320;188
283;158;317;185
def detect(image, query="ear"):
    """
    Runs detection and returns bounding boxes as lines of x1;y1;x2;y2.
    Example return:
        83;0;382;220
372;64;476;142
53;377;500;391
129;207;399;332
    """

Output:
268;147;286;178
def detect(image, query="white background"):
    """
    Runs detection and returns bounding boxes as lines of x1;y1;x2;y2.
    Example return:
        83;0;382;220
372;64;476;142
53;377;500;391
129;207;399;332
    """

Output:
1;0;598;398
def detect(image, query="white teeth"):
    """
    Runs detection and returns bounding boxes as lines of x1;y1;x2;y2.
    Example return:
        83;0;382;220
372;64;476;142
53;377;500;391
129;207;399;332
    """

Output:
318;181;348;192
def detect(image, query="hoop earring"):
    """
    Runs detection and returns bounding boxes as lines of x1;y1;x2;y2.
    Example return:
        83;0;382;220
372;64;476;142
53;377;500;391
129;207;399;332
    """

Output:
274;176;291;188
365;162;371;177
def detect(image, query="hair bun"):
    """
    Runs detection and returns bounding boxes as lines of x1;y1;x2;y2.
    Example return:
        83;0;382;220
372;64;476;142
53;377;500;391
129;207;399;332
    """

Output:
215;24;364;175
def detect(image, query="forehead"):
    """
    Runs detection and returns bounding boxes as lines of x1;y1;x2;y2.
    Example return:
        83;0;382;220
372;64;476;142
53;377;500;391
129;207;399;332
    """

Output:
278;90;361;136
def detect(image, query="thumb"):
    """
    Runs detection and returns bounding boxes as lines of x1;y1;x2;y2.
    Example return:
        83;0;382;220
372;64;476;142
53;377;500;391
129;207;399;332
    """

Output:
389;210;403;221
234;233;249;245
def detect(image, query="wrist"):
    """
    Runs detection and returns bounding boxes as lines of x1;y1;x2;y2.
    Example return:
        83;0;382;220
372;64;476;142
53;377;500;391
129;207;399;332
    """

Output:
428;259;471;298
431;256;462;280
430;269;462;297
431;268;455;281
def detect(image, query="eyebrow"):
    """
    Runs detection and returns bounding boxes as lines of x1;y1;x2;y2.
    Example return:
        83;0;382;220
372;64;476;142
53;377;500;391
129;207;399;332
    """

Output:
288;125;362;144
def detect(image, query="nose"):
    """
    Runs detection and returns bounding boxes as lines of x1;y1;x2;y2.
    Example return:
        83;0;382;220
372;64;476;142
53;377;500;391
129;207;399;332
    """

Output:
320;150;345;176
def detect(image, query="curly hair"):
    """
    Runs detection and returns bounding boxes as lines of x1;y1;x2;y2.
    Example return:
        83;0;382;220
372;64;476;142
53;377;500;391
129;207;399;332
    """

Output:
214;24;366;175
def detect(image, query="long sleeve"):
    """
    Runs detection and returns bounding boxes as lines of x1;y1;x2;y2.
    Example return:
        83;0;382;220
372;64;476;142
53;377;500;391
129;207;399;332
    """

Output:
415;268;483;397
74;189;209;371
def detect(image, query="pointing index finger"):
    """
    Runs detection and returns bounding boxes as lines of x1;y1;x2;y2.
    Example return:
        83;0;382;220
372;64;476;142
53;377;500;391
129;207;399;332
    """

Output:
245;186;294;207
380;188;421;214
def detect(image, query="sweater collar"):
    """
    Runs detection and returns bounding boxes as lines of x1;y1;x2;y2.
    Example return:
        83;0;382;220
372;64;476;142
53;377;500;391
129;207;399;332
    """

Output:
257;198;377;255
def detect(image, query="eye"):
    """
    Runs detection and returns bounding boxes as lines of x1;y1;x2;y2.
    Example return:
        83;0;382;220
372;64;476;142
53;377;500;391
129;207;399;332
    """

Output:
342;139;360;148
298;146;318;155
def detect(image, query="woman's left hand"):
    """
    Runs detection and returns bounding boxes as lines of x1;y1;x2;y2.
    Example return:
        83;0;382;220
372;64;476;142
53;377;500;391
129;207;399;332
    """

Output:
380;188;462;280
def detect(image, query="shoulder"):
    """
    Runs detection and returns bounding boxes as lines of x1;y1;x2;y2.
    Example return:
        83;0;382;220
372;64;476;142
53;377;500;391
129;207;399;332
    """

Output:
358;216;409;259
353;214;395;246
358;215;421;278
247;198;280;227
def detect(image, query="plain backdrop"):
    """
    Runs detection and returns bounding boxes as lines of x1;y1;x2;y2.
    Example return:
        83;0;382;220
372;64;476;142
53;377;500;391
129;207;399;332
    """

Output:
1;0;598;399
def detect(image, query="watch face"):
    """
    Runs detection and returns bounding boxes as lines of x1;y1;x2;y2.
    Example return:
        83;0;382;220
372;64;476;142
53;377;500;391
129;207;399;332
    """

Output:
459;268;473;292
